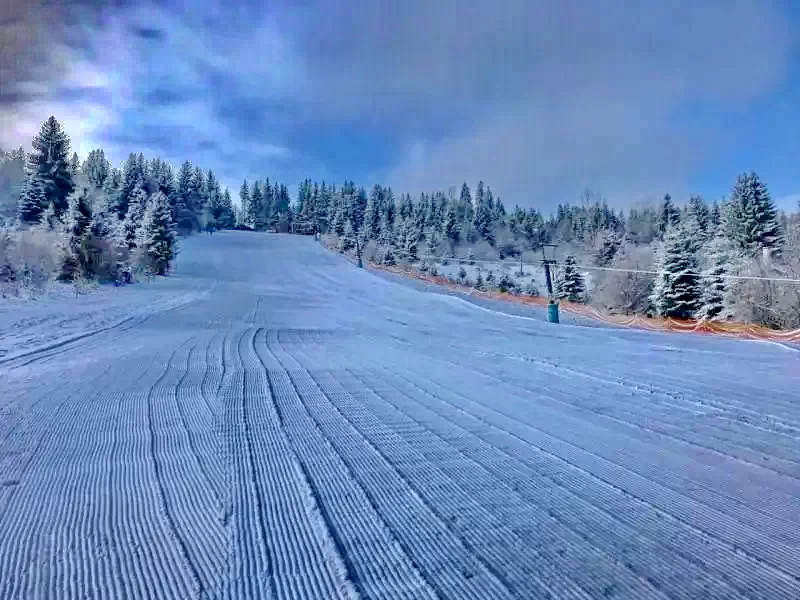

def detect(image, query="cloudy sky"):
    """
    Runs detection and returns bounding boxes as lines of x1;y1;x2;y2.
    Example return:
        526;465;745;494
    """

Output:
2;0;800;211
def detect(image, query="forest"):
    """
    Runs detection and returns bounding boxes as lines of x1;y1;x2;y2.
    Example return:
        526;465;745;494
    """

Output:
2;116;799;328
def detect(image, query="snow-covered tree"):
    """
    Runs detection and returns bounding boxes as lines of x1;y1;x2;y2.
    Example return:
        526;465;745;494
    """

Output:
444;201;460;248
239;180;251;227
217;188;235;228
138;191;176;275
18;173;48;224
70;152;80;177
683;195;710;253
658;193;681;238
341;219;356;252
697;227;733;320
121;186;148;250
27;116;75;218
363;190;380;240
650;225;702;318
82;149;110;188
59;187;94;281
556;255;585;302
249;181;265;230
725;171;783;257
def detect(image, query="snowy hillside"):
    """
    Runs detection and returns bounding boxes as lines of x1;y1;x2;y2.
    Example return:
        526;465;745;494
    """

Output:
1;231;798;599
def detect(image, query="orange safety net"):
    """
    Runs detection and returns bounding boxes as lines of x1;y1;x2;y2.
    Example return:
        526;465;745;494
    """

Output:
371;263;800;343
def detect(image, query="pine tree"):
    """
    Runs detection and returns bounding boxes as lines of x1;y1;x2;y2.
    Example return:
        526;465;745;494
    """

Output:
473;180;493;242
697;227;731;320
341;219;356;252
658;193;680;238
684;195;710;253
475;270;486;291
83;149;110;188
217;188;235;228
239;180;251;227
556;255;585;302
27;116;75;217
121;186;148;250
59;187;94;281
18;173;48;224
650;225;702;319
103;167;122;215
70;152;80;176
249;181;264;230
725;171;783;256
139;191;176;276
444;201;460;248
363;190;380;240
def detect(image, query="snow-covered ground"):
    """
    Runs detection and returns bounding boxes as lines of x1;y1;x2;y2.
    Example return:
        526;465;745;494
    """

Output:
1;231;799;599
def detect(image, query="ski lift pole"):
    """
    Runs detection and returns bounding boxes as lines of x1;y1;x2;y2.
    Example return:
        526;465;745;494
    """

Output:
541;243;559;323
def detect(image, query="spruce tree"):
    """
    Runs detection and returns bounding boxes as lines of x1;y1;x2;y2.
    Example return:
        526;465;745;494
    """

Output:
83;149;110;188
18;174;48;224
59;187;94;281
725;171;782;256
444;201;460;248
139;191;176;276
658;193;680;238
697;227;731;320
363;191;380;240
27;116;75;218
683;195;710;253
249;181;264;229
122;186;148;250
239;180;251;227
70;152;80;176
218;188;235;228
650;225;702;319
556;255;585;302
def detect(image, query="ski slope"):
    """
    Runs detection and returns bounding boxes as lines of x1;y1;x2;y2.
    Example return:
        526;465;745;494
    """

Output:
1;231;799;599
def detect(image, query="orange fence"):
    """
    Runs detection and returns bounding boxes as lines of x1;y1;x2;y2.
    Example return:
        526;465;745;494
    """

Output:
370;262;800;344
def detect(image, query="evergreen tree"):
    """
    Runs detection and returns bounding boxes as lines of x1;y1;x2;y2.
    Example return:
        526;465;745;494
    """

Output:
681;195;711;254
70;152;80;177
650;225;702;319
363;189;380;240
473;180;493;242
239;180;251;227
139;191;176;275
658;193;680;237
103;167;122;214
698;227;731;320
444;200;460;248
121;186;148;250
217;188;235;228
59;187;94;281
83;149;110;188
710;200;721;228
27;116;75;217
115;153;145;219
556;255;585;302
249;181;265;230
18;173;48;224
725;171;783;256
341;219;356;252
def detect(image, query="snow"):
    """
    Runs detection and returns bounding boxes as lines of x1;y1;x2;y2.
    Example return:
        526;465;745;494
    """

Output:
1;230;799;599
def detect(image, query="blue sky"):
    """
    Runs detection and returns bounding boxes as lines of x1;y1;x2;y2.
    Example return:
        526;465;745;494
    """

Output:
2;0;799;212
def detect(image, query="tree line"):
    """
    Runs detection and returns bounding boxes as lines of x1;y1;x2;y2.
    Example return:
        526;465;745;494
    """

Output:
2;116;799;327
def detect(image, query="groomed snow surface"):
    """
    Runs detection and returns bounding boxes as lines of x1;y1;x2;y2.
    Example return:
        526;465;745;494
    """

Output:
1;232;799;599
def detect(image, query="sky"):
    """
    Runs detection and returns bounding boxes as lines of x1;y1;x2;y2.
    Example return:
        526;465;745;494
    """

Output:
1;0;800;212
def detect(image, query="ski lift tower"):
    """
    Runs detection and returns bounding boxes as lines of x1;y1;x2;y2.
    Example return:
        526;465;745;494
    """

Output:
541;243;559;323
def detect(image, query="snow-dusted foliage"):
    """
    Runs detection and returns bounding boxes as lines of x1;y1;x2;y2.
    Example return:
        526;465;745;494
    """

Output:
650;225;702;319
555;255;586;302
138;191;177;276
